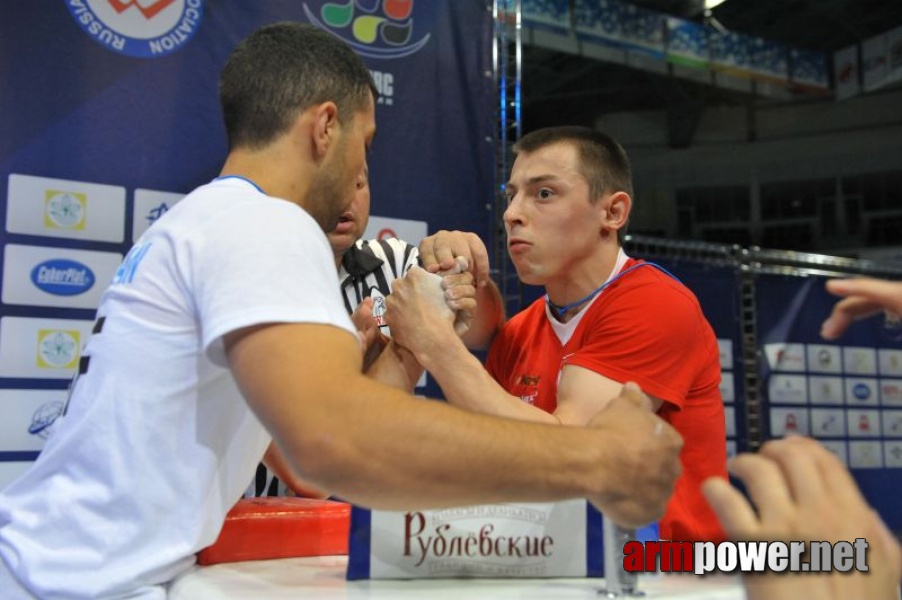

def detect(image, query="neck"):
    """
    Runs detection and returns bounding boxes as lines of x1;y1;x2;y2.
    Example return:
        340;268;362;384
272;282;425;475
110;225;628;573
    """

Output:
545;245;623;309
219;140;316;208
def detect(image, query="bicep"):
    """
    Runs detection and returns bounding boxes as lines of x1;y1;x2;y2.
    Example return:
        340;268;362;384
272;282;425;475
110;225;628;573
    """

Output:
224;322;364;459
555;364;663;425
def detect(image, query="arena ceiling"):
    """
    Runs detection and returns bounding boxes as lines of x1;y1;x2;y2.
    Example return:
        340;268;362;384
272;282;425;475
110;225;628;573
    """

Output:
520;0;902;135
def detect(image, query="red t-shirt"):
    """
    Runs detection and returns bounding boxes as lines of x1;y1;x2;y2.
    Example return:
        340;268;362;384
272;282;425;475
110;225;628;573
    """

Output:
486;259;728;541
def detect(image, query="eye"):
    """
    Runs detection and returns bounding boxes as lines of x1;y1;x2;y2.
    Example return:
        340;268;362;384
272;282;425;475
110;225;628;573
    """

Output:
538;188;554;200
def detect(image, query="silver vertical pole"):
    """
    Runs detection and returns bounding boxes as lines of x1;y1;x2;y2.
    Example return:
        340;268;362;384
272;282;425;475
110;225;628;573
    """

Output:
600;515;642;597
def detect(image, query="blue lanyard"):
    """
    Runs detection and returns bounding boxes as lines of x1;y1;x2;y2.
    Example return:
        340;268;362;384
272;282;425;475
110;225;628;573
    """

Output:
214;175;264;194
545;262;680;319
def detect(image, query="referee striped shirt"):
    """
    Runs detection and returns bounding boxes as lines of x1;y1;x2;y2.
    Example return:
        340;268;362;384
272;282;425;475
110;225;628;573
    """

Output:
250;237;419;497
337;237;420;335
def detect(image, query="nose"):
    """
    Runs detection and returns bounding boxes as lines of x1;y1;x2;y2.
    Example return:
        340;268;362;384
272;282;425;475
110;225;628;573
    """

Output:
503;191;524;229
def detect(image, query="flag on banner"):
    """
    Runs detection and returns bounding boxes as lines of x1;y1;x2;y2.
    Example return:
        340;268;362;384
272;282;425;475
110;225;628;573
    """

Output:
862;34;888;92
887;25;902;86
833;45;860;101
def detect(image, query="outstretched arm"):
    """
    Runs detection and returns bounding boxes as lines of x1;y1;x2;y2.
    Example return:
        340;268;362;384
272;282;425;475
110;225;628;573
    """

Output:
387;267;662;425
224;321;682;526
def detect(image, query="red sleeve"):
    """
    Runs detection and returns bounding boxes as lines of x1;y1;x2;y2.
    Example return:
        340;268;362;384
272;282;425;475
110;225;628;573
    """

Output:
564;273;715;410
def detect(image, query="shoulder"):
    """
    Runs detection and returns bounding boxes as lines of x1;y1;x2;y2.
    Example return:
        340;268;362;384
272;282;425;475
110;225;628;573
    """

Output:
605;261;701;312
587;261;713;343
184;183;316;240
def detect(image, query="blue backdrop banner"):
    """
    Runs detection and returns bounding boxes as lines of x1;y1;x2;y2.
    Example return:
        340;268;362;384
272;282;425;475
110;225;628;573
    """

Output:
0;0;494;486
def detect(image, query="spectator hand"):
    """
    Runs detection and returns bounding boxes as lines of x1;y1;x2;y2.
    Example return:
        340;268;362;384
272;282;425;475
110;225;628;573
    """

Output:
702;436;902;600
821;277;902;340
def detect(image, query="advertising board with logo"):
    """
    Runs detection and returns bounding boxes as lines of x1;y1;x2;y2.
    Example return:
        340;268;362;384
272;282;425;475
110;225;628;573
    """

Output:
756;274;902;531
0;2;493;488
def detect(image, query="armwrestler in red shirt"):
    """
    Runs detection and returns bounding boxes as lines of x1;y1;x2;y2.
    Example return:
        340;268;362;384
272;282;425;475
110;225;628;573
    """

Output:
388;126;728;542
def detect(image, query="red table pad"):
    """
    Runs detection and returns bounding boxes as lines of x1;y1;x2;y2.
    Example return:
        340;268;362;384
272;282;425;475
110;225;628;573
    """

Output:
197;497;351;565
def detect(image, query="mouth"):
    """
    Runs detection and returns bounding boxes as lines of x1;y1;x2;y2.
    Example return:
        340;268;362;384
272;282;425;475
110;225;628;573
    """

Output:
508;237;531;253
331;212;355;234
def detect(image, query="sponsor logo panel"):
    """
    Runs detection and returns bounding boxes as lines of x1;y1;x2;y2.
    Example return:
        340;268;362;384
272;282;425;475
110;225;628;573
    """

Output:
132;188;185;242
881;379;902;405
844;378;879;406
767;374;808;404
808;375;845;405
7;174;126;242
2;244;122;309
885;440;902;468
0;317;94;379
0;389;69;452
806;344;842;374
882;410;902;438
878;349;902;376
842;346;878;375
369;499;588;578
770;407;809;437
848;441;883;468
809;408;846;438
846;409;881;438
763;343;806;372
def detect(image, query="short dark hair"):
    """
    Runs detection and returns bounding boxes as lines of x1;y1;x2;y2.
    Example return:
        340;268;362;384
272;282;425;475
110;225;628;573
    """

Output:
219;22;376;150
513;126;633;243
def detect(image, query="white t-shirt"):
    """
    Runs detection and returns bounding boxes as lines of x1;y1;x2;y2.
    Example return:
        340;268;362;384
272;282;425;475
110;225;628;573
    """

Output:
0;177;356;599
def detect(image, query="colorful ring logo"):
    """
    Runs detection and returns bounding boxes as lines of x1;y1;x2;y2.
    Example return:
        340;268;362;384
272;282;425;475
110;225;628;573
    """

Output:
303;0;431;59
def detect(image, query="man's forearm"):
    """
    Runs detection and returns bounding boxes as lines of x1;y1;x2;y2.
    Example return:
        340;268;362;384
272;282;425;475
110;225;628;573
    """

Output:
416;329;559;424
227;322;681;526
261;441;330;498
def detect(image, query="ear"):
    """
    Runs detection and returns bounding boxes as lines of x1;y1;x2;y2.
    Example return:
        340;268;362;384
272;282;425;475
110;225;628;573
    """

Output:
311;101;340;160
600;191;631;234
